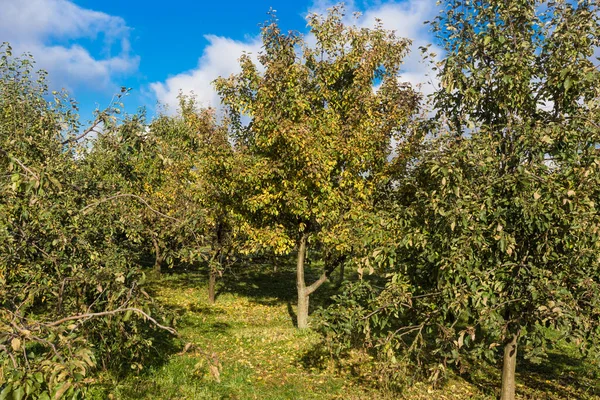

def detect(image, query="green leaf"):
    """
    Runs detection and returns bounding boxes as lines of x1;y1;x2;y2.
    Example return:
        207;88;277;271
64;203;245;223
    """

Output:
13;386;25;400
0;385;12;400
34;372;44;384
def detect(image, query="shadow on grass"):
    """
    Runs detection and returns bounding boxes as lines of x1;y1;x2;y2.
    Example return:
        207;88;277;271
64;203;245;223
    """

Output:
218;267;297;303
214;257;346;313
147;255;351;333
89;323;183;399
287;301;298;328
462;349;600;399
518;351;600;399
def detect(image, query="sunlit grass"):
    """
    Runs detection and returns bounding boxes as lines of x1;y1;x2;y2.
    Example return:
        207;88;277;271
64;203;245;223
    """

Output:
90;264;600;399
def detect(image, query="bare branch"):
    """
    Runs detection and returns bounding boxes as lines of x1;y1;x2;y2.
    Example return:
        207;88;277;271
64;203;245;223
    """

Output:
61;117;103;145
43;307;177;335
80;193;180;222
0;146;39;180
305;263;339;296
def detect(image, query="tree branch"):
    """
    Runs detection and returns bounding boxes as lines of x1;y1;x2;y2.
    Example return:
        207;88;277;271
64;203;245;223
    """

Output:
0;146;39;180
0;345;17;368
61;116;103;145
43;307;177;335
305;263;338;296
80;193;180;222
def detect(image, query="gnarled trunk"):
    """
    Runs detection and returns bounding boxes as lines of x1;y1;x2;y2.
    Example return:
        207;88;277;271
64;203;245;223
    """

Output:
500;333;519;400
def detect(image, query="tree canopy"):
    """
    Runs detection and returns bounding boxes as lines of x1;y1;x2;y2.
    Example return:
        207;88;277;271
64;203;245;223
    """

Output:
317;1;600;398
215;6;420;329
1;1;600;398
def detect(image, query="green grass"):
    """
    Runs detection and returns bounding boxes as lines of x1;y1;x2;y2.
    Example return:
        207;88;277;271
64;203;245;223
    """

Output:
92;262;600;399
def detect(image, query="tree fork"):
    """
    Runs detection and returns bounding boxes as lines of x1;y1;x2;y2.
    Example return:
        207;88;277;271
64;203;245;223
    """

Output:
296;233;340;329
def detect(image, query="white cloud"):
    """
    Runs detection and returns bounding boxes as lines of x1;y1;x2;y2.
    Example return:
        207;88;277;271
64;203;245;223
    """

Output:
0;0;138;93
150;0;441;113
150;35;262;114
309;0;442;97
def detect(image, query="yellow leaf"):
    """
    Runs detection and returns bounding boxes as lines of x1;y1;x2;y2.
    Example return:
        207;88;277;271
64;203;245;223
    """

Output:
209;364;221;382
54;382;71;400
11;337;21;351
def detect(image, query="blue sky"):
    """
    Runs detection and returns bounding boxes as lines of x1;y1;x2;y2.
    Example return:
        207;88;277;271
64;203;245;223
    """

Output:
1;0;440;125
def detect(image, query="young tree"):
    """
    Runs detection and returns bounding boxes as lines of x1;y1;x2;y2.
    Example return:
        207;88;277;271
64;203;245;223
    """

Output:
428;1;600;397
319;1;600;397
175;96;239;304
85;95;237;304
0;45;175;398
215;7;419;328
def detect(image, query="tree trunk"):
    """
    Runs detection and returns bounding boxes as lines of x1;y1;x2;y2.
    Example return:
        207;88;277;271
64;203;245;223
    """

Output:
208;268;216;305
500;333;519;400
152;237;162;274
208;221;224;305
296;233;340;329
336;260;345;287
296;233;309;329
297;287;309;329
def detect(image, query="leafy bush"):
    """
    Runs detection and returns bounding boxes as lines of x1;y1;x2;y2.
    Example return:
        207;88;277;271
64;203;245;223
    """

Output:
0;44;175;399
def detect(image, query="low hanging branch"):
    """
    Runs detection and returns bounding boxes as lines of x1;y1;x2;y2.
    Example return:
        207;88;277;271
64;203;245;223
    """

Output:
4;306;177;337
43;307;178;335
80;193;180;222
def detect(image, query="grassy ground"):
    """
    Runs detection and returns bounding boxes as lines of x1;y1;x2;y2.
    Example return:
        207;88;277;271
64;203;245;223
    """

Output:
95;262;600;399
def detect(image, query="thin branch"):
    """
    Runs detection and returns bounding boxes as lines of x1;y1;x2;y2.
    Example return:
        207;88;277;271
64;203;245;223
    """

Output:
0;345;17;368
361;290;445;321
565;115;600;131
362;303;392;321
22;346;30;370
43;307;177;335
80;193;180;222
306;263;338;296
393;323;425;339
61;116;103;145
0;146;39;180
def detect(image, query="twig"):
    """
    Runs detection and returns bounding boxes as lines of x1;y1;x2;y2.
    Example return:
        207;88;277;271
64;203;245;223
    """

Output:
43;307;177;335
0;146;39;180
363;302;399;321
22;346;30;370
80;193;180;222
61;117;103;145
30;335;63;361
0;345;17;368
84;283;107;315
